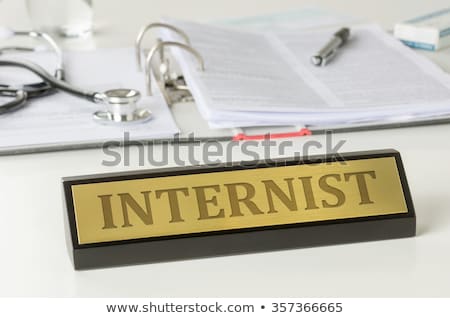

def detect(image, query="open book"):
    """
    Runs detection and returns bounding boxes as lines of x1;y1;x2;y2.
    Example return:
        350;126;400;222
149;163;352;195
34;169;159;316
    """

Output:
159;19;450;129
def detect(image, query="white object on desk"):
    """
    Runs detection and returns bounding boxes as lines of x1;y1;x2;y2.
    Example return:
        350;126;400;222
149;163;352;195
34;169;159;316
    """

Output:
394;7;450;51
26;0;94;37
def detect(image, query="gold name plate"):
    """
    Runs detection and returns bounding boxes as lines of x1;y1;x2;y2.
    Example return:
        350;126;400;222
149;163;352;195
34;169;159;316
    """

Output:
63;149;415;269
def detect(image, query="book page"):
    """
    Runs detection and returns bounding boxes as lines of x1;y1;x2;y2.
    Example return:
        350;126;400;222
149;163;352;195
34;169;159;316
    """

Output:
163;20;330;114
163;19;450;127
273;24;450;110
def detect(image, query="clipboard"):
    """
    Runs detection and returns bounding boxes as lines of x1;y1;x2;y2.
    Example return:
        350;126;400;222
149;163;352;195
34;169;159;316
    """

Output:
2;22;450;156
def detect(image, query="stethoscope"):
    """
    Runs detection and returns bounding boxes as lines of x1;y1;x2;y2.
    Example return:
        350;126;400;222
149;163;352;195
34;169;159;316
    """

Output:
0;28;64;113
0;27;151;124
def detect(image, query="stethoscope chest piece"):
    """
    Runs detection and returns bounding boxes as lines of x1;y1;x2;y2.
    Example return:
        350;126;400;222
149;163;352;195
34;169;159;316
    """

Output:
92;88;152;124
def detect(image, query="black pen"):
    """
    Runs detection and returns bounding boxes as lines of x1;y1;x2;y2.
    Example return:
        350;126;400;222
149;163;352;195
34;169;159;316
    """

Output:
311;27;351;66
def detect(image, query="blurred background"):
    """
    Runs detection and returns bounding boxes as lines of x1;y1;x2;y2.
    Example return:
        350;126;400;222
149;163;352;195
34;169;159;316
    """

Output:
1;0;450;47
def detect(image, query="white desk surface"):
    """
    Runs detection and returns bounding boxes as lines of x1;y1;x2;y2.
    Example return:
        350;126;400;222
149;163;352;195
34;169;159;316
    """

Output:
1;0;450;297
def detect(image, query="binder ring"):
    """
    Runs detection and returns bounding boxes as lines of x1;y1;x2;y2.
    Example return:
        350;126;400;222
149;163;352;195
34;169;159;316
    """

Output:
135;23;191;71
145;41;205;96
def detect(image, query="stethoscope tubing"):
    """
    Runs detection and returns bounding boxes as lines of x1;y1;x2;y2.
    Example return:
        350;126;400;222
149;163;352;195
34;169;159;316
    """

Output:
0;88;28;114
0;28;149;123
12;30;65;79
0;29;65;102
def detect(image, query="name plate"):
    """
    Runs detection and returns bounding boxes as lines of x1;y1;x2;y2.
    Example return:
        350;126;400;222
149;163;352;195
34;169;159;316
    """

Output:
63;149;415;269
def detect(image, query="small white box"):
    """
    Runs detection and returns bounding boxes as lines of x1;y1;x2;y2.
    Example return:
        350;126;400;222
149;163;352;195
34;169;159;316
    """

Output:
394;8;450;51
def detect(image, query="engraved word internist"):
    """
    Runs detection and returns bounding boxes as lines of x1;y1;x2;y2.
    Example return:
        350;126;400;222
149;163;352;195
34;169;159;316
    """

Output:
98;170;376;230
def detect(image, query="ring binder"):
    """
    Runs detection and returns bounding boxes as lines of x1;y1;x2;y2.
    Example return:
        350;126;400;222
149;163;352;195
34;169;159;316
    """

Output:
133;21;314;140
134;22;313;140
135;22;205;106
135;22;191;71
144;40;205;105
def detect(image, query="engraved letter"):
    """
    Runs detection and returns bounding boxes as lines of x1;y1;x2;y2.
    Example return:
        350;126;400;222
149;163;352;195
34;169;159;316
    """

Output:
193;185;225;220
262;178;297;213
299;176;319;210
319;174;345;208
225;183;265;217
118;191;153;227
98;194;117;229
344;171;377;205
155;188;189;223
